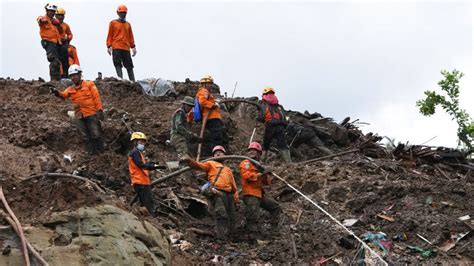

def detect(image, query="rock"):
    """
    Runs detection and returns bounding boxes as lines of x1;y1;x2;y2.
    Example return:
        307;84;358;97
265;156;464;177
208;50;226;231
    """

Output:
327;187;349;202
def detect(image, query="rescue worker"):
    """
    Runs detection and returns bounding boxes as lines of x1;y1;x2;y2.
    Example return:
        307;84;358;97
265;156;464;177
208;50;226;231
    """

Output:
37;3;61;81
50;65;105;155
181;146;239;237
106;4;136;81
239;142;281;238
196;75;224;154
68;44;80;66
257;87;291;163
287;121;333;156
129;132;165;217
55;7;73;78
170;96;201;159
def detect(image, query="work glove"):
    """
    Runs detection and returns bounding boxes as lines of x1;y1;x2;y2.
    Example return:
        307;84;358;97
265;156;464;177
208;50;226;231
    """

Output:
96;110;104;121
131;47;137;57
49;87;60;97
152;163;167;170
107;47;112;56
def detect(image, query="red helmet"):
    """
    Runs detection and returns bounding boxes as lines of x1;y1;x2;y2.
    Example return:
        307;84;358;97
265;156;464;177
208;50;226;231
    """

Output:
117;4;128;12
248;142;262;153
212;145;226;154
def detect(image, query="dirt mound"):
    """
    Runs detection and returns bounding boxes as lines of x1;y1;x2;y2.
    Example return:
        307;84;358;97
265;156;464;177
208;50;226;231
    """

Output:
0;77;473;264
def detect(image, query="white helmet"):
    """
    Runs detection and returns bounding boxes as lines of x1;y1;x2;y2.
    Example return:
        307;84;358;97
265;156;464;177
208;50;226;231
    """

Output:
45;3;58;11
68;64;82;76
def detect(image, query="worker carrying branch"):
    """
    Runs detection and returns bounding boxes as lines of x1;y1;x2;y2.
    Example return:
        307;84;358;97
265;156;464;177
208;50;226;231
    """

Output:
181;146;240;237
106;4;137;81
50;65;105;155
239;142;282;240
128;132;166;217
37;3;62;81
257;87;291;163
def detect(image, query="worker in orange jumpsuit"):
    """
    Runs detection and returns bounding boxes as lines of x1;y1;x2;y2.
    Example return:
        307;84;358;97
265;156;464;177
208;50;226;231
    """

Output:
68;44;80;66
128;132;165;217
195;75;224;155
106;4;136;81
182;146;239;237
257;87;291;163
50;65;105;155
239;142;281;237
55;7;73;78
37;4;61;81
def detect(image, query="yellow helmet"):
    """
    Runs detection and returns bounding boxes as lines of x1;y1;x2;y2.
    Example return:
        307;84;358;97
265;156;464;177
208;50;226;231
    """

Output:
200;75;214;84
56;7;65;15
130;132;147;141
262;86;275;95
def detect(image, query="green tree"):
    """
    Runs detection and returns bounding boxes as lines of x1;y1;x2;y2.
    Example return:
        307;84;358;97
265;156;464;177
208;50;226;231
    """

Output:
416;70;474;153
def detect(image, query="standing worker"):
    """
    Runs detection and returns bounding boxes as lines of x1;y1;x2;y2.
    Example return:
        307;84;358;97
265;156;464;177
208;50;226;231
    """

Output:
50;65;105;155
37;3;61;81
55;7;73;78
257;87;291;163
106;4;137;81
195;75;224;154
170;96;201;160
181;146;240;237
128;132;165;217
239;142;281;239
68;43;80;66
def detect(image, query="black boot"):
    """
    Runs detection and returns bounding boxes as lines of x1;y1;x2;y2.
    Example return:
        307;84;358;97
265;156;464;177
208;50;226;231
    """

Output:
85;141;97;155
115;66;123;79
92;138;105;154
126;68;135;82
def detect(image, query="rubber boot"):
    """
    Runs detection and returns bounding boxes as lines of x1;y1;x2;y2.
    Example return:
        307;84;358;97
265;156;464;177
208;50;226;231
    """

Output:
92;138;105;154
126;68;135;82
85;141;97;155
261;150;268;163
115;66;123;79
280;149;292;163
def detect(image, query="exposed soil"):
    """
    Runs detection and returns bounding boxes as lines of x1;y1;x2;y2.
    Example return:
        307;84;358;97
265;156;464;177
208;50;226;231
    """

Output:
0;77;472;264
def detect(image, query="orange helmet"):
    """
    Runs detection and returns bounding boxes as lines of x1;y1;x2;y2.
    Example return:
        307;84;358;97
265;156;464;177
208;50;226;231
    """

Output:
212;145;226;155
248;142;262;153
117;4;128;12
262;86;275;95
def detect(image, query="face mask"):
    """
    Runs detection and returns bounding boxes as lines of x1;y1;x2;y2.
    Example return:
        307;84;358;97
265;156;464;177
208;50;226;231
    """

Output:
137;143;145;151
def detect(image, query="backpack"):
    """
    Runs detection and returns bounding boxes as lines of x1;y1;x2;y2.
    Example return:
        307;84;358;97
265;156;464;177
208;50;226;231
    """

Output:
261;102;286;125
193;97;202;122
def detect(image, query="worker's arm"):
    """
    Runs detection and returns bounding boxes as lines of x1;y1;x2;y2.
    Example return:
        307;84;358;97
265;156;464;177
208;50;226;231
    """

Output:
197;89;215;110
187;159;210;172
37;16;48;25
57;88;70;99
230;175;240;203
89;82;103;111
72;47;80;65
130;149;155;170
66;24;73;41
128;22;135;48
239;161;260;182
106;21;114;48
257;103;265;123
174;112;197;140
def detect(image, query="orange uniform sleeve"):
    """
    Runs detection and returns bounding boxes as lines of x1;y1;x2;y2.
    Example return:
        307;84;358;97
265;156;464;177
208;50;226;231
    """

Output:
129;23;136;48
262;174;272;185
231;177;240;203
197;88;215;110
89;82;103;111
239;160;260;182
188;160;211;173
66;24;73;41
58;88;71;99
106;21;114;48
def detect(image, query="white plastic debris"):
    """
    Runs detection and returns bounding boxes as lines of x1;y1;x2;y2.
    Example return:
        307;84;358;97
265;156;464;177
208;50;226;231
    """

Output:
67;111;75;120
343;219;358;227
63;154;72;163
458;215;470;221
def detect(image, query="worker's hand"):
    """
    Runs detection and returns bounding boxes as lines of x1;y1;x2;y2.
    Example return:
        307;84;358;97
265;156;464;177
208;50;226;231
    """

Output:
153;164;167;170
49;87;60;97
131;47;137;57
262;166;273;175
39;17;49;24
192;134;202;143
107;47;112;56
179;157;190;165
96;110;104;121
52;18;60;25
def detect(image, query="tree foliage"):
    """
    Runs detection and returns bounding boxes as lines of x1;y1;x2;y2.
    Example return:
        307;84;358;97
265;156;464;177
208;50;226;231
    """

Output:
416;70;474;153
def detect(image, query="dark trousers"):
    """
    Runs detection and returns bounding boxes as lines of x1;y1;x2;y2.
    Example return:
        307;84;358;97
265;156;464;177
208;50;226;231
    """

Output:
263;124;288;151
41;40;61;81
206;118;224;150
58;42;69;78
209;191;236;236
243;195;281;233
112;49;134;69
134;184;156;217
75;115;104;154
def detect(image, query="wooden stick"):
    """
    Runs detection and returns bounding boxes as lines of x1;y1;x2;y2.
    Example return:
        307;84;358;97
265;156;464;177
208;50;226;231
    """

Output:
299;149;359;165
0;187;30;266
21;173;106;194
0;211;49;265
435;165;452;181
249;127;256;145
290;234;298;261
196;110;211;161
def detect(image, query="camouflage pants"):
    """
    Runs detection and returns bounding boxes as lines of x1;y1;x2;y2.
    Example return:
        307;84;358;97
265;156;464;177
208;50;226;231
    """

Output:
170;134;190;159
208;191;236;236
243;195;281;233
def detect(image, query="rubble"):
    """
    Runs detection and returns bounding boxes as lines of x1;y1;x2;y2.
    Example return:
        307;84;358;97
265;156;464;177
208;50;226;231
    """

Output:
0;77;473;264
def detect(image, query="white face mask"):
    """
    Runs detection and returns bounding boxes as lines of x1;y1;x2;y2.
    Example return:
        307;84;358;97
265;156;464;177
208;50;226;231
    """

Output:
137;143;145;151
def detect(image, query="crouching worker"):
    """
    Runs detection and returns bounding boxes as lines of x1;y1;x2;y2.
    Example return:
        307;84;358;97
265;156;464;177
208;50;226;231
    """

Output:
239;142;282;238
50;64;105;155
181;146;240;237
129;132;165;217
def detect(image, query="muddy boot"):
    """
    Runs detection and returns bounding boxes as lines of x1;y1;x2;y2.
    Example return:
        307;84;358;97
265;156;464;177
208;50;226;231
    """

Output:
280;149;292;163
85;141;97;155
92;138;105;154
115;66;123;79
126;68;135;82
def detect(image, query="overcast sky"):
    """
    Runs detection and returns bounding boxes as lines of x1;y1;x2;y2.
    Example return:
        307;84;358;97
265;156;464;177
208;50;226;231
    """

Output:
1;0;472;148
